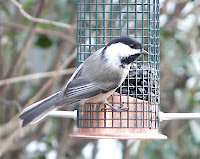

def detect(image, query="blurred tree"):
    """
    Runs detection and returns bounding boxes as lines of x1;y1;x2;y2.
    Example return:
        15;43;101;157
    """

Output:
0;0;200;159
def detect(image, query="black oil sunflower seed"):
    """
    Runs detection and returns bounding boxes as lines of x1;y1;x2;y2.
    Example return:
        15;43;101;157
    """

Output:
116;65;159;102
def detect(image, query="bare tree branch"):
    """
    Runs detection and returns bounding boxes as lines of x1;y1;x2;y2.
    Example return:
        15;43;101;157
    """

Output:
0;0;46;94
0;22;76;44
57;119;76;159
26;49;77;108
0;50;77;156
0;124;36;157
0;68;76;86
9;0;75;29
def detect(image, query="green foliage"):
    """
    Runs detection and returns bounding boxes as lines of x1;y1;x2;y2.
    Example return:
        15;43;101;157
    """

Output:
1;0;200;159
0;3;10;16
143;141;178;159
35;35;53;48
22;0;33;10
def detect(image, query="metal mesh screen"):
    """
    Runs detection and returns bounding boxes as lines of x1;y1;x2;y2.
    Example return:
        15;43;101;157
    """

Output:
77;0;160;129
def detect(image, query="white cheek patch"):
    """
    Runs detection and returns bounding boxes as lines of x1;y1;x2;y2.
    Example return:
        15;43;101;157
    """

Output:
103;43;141;69
129;48;141;54
105;43;141;59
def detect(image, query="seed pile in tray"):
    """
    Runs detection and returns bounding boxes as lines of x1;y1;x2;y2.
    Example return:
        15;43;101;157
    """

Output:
116;65;159;103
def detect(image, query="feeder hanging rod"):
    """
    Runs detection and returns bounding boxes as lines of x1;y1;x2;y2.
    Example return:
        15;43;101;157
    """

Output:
159;112;200;122
47;111;200;122
48;110;77;119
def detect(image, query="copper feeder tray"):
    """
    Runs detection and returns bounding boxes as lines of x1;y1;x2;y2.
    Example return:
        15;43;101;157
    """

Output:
70;130;167;140
70;93;167;140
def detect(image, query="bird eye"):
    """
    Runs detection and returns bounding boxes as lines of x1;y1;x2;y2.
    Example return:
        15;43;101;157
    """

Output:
129;44;135;49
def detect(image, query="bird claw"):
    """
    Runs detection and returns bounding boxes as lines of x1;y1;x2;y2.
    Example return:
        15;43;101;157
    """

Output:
101;102;128;112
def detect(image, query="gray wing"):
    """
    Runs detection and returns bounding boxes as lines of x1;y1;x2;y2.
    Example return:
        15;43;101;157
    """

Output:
55;65;118;106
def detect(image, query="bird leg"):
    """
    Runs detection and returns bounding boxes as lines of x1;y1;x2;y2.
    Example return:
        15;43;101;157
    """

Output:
101;100;128;111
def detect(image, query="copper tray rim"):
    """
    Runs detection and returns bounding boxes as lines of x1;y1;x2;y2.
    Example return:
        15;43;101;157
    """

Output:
69;133;167;140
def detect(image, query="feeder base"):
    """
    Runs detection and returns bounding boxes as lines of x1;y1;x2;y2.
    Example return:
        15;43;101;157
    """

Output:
70;128;167;140
70;133;167;140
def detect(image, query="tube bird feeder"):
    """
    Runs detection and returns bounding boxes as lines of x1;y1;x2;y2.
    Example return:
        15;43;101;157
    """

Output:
69;0;167;140
49;0;200;140
48;1;200;138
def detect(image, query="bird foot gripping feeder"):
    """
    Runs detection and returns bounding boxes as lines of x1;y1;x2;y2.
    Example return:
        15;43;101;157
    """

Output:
70;93;167;140
48;0;200;140
69;0;167;140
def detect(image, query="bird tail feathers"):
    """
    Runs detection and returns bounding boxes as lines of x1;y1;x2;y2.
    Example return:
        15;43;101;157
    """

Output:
19;92;60;127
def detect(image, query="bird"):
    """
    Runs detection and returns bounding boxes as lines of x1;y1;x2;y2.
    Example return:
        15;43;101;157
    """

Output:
19;36;149;127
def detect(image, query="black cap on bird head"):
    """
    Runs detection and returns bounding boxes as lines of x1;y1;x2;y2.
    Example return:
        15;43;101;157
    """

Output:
106;36;143;50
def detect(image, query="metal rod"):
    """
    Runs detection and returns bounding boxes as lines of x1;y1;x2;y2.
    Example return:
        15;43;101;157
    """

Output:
159;112;200;122
48;110;77;119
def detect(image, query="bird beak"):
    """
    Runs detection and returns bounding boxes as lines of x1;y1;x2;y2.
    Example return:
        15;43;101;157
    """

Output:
141;49;149;55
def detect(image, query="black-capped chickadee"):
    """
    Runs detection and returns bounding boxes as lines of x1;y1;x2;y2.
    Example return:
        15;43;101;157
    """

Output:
19;36;148;127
